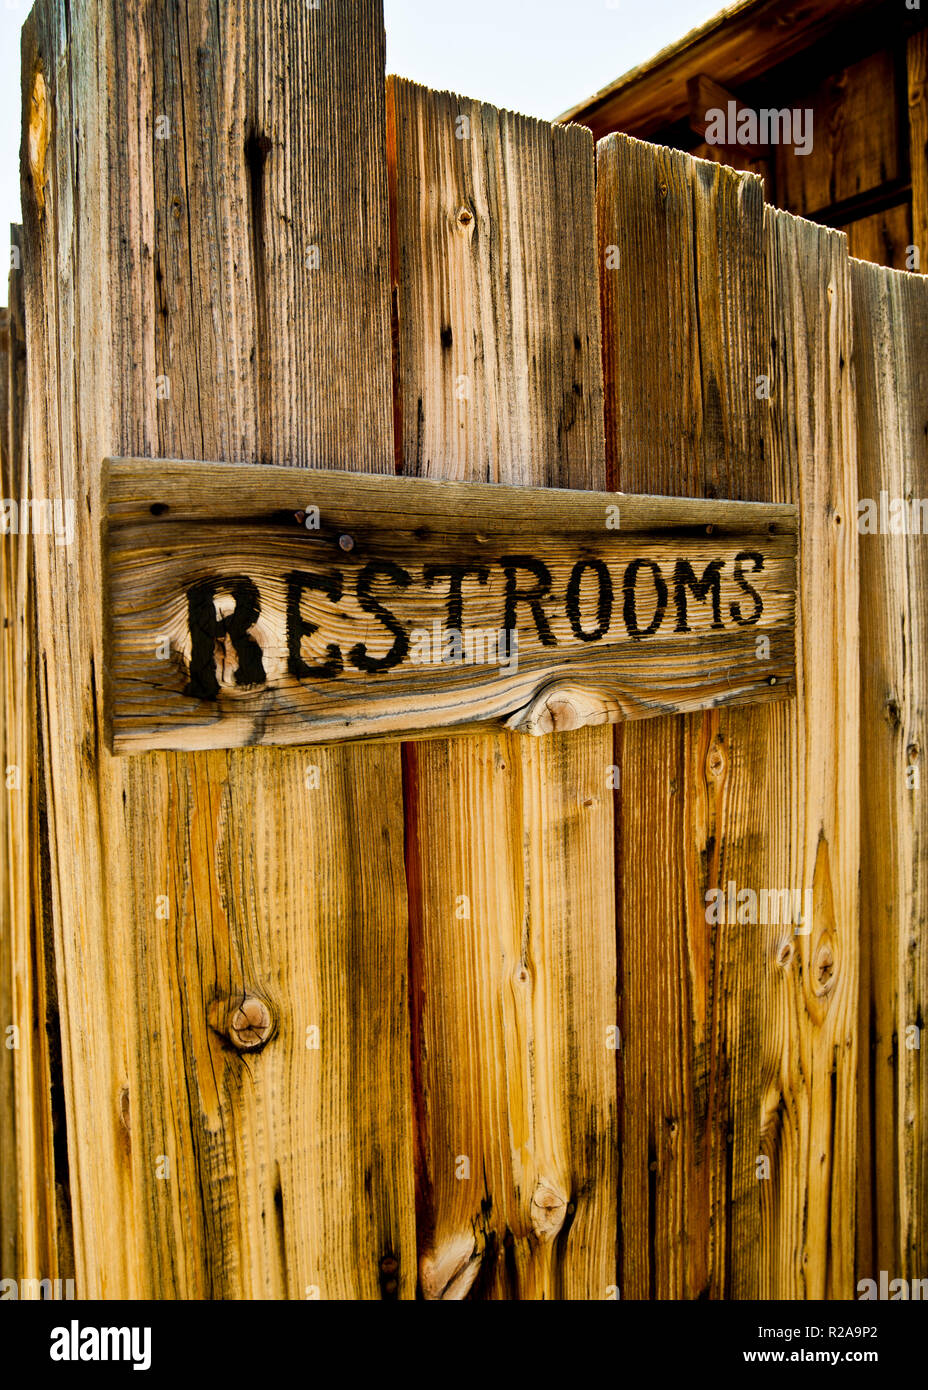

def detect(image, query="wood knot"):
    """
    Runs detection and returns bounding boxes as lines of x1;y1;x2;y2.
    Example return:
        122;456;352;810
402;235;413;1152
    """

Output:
812;941;836;995
509;682;621;736
117;1084;131;1154
540;697;580;732
230;994;273;1049
29;68;49;217
210;992;275;1052
530;1183;568;1240
379;1252;399;1298
419;1234;481;1301
706;741;726;779
455;204;475;234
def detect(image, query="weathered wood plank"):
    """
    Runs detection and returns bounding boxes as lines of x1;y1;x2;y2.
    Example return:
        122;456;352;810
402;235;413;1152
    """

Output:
389;78;617;1298
1;225;71;1293
774;50;900;217
910;30;928;277
107;459;798;530
841;202;913;271
762;209;859;1298
23;0;415;1297
599;134;775;1298
104;459;797;751
852;257;928;1287
691;138;774;205
600;136;859;1300
0;304;14;1282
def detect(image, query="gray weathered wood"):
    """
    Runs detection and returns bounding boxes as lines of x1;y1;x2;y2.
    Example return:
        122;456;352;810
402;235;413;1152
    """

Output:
104;459;797;751
853;256;928;1287
23;0;416;1298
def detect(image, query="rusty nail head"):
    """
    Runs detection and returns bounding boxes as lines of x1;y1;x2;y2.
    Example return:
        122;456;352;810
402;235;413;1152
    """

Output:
339;533;354;551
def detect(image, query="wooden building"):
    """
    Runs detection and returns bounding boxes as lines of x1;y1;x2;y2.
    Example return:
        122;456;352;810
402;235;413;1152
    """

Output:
560;0;928;273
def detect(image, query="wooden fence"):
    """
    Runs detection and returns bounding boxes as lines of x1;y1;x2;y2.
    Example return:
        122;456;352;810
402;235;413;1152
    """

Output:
0;0;924;1299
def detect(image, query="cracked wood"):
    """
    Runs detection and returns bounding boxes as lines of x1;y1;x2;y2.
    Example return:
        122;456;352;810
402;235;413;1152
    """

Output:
104;460;797;752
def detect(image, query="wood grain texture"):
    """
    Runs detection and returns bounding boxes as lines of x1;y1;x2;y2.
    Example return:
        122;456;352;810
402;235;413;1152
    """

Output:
852;258;928;1286
107;458;797;530
691;139;774;205
0;230;71;1291
910;30;928;277
599;134;774;1299
22;0;414;1297
841;202;913;271
600;135;858;1299
557;0;884;140
762;209;859;1298
104;459;797;751
389;78;617;1298
775;51;900;219
0;305;13;1279
687;76;763;151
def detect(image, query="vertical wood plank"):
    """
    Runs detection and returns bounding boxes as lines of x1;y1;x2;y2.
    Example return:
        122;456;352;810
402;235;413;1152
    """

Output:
909;30;928;277
389;79;617;1299
599;135;858;1299
598;134;772;1299
852;258;928;1285
1;225;70;1290
22;0;415;1297
841;203;912;271
775;51;900;216
690;140;774;205
0;303;13;1280
763;209;859;1298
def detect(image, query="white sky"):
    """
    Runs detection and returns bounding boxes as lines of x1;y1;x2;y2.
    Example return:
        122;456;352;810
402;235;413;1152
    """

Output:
0;0;722;304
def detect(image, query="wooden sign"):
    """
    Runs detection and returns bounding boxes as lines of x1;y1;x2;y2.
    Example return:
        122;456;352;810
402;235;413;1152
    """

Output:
103;459;797;753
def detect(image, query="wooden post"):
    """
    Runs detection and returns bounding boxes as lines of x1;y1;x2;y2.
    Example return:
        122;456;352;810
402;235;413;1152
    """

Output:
389;80;617;1298
852;257;928;1285
0;301;12;1281
908;31;928;276
599;136;773;1300
762;208;859;1299
598;136;858;1297
1;222;70;1291
22;0;415;1297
